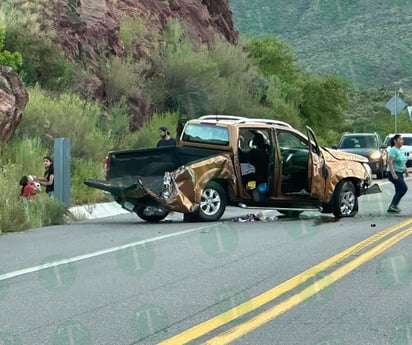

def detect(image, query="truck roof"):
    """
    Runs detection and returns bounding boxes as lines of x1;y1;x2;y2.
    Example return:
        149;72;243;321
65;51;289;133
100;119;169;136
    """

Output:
195;115;293;128
180;115;306;150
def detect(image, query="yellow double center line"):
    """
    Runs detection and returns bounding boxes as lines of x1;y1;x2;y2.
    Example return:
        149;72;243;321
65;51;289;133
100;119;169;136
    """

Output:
159;218;412;345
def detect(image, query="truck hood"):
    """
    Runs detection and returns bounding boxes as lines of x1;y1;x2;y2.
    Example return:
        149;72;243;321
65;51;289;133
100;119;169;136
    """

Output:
322;147;369;163
333;147;378;158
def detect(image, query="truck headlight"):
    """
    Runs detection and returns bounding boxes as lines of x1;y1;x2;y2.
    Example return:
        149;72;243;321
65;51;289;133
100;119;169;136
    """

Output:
369;150;381;160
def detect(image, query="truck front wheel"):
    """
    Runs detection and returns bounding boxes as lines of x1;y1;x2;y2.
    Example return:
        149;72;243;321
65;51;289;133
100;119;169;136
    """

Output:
135;205;169;223
277;210;303;218
198;181;227;221
332;180;358;218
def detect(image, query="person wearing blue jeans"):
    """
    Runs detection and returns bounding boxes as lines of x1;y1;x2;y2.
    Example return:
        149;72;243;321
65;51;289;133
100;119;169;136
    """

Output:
387;134;408;213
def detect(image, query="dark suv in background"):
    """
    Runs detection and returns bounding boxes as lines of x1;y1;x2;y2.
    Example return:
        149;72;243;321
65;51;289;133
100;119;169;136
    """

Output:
335;133;387;179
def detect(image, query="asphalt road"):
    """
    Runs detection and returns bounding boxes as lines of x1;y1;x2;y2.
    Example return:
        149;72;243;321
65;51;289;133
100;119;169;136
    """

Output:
1;178;412;345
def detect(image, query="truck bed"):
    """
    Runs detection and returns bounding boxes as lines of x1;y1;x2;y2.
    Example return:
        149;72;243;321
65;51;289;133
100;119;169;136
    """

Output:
106;146;226;179
84;146;228;197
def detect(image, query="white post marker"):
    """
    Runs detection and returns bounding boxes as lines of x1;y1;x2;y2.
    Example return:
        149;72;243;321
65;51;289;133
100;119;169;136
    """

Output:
407;106;412;121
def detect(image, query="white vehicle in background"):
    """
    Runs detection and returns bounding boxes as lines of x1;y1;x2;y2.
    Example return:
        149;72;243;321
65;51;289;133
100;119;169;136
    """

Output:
383;133;412;168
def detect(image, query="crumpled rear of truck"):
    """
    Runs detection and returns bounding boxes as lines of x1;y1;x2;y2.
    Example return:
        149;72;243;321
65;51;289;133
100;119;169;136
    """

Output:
160;153;236;213
84;152;236;214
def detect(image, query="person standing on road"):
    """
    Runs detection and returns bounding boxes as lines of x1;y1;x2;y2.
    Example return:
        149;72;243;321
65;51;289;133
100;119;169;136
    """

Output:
387;134;408;213
157;126;176;147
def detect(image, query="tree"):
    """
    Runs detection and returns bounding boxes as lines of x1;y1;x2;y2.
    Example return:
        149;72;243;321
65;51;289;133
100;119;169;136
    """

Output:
1;2;74;90
245;37;301;84
299;75;349;142
0;24;22;70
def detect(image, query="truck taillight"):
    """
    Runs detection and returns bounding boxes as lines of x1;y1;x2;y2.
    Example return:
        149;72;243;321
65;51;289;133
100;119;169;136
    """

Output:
103;156;109;180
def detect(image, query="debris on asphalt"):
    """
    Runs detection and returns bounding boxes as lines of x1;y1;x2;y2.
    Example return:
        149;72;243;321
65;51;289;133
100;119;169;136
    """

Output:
232;212;278;222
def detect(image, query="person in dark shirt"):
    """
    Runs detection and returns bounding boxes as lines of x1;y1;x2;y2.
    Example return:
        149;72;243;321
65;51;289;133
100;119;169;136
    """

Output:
157;126;176;147
248;133;269;185
39;156;54;196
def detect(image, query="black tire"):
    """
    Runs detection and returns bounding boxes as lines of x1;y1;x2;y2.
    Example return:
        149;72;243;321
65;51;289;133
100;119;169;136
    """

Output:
376;170;383;179
183;212;200;222
277;210;303;218
198;181;227;221
332;180;358;218
376;164;385;179
135;205;169;223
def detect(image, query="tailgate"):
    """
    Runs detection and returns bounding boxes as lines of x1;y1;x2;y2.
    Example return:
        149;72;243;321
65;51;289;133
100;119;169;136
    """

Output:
84;176;164;199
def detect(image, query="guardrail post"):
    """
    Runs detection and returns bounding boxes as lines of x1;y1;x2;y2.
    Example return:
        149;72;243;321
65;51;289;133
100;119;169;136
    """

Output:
54;138;71;206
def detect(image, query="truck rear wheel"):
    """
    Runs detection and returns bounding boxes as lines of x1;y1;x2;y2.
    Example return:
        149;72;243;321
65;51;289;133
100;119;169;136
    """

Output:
198;181;227;221
183;212;200;222
135;205;169;223
376;164;385;179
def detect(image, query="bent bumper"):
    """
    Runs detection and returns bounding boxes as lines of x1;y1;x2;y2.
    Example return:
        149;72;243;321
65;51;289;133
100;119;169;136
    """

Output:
360;182;382;195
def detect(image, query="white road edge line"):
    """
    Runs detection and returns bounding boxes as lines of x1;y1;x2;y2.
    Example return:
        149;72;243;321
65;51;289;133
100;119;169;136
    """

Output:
0;179;402;282
0;224;216;282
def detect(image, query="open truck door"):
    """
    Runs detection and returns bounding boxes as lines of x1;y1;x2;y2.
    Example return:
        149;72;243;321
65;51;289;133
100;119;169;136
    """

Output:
306;126;327;199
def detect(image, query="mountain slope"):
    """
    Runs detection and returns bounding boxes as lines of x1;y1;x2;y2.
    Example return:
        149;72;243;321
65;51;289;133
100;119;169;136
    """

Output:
230;0;412;88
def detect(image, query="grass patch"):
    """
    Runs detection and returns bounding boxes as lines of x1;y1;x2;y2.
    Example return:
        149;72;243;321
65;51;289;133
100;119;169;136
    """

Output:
0;162;67;232
25;194;68;228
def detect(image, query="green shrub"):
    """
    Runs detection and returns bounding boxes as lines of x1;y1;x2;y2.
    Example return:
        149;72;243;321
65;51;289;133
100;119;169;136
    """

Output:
245;36;302;84
17;86;112;162
1;137;48;178
147;20;220;116
119;13;161;55
149;23;287;119
25;194;67;227
207;38;273;116
119;15;148;51
0;160;68;232
300;75;349;136
263;75;302;128
121;112;180;149
2;1;74;90
0;163;29;233
0;13;22;69
104;56;148;105
149;42;221;116
71;158;109;204
99;99;131;147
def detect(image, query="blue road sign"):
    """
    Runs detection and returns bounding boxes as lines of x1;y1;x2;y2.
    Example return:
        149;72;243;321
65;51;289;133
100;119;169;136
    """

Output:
386;95;407;115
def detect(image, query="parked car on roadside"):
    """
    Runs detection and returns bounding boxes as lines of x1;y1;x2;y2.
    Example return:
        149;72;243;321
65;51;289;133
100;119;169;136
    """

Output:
334;132;387;179
383;133;412;168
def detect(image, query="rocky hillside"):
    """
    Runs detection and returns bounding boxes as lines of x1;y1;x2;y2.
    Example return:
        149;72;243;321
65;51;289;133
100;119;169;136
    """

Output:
0;0;238;140
230;0;412;89
55;0;237;82
0;66;28;142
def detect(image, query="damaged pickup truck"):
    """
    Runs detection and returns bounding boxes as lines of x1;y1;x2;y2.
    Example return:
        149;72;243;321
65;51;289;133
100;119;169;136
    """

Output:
84;115;381;222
